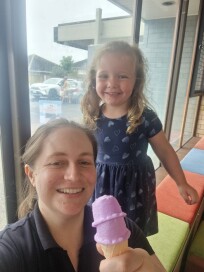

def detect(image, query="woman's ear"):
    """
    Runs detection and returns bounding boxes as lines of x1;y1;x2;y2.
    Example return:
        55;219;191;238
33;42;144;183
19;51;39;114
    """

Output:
24;164;36;187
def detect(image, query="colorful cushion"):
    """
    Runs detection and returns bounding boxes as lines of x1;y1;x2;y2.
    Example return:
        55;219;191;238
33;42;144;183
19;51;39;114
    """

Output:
156;170;204;225
180;148;204;175
147;212;190;272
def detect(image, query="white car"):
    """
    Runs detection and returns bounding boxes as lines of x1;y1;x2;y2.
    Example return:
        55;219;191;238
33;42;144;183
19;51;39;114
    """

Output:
30;78;63;100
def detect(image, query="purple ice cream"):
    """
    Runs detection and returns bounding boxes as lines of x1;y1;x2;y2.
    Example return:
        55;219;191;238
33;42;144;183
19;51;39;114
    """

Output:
92;195;130;245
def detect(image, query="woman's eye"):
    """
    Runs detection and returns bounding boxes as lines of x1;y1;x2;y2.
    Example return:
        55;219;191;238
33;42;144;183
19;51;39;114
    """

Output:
46;161;65;168
80;160;93;167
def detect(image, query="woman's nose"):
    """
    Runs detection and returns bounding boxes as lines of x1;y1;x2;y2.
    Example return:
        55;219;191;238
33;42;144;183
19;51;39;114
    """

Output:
63;163;79;181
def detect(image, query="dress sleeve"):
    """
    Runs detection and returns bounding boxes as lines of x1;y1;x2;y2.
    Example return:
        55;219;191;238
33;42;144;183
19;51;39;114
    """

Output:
143;108;163;138
125;218;155;255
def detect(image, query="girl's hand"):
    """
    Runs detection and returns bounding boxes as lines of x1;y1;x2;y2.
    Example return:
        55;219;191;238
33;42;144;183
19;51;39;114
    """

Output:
178;183;199;205
97;245;166;272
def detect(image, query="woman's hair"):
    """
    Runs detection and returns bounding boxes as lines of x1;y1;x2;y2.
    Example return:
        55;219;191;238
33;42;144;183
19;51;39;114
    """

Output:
18;118;97;218
81;40;148;134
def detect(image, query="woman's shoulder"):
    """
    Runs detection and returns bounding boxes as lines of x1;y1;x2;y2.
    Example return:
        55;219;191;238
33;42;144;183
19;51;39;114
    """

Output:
0;213;34;242
125;217;154;255
0;212;39;271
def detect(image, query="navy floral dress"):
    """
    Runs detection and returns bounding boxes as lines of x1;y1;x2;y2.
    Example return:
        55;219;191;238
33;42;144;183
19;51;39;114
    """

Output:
91;107;163;236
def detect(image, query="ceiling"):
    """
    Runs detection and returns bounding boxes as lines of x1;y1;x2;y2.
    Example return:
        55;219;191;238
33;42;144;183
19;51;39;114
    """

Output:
108;0;200;20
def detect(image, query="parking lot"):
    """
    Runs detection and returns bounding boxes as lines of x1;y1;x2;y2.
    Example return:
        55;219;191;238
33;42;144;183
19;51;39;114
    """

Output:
30;98;83;133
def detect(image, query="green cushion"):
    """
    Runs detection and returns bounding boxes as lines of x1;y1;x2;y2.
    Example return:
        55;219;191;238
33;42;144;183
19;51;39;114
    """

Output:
147;212;190;272
188;221;204;259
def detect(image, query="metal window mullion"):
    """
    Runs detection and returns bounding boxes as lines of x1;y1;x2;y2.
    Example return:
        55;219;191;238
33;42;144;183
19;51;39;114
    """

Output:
164;0;189;141
180;0;203;145
132;0;142;44
0;0;31;223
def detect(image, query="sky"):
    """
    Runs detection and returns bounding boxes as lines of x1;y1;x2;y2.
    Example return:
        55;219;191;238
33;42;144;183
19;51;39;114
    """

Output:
26;0;127;64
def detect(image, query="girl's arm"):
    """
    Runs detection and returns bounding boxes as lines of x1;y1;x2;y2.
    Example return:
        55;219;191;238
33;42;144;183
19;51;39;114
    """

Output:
149;130;199;204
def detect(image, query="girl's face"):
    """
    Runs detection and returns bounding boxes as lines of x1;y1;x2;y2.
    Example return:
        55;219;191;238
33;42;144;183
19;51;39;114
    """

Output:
95;52;136;108
25;127;96;220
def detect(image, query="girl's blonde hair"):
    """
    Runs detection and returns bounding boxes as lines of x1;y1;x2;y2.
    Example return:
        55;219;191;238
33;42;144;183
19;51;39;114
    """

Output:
81;40;148;134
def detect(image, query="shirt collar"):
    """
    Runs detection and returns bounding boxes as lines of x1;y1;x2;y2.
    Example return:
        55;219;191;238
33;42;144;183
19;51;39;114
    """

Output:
33;203;96;250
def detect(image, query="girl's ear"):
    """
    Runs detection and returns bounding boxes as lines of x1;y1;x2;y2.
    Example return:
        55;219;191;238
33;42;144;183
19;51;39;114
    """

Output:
24;164;36;187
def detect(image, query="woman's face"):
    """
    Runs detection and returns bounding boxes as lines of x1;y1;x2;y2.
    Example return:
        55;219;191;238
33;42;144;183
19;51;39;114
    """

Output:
25;127;96;220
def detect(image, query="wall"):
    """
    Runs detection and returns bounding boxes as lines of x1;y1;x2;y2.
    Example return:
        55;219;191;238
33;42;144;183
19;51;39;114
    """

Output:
140;16;198;146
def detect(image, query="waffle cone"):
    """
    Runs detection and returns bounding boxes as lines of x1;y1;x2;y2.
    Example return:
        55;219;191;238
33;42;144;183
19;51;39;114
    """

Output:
100;240;128;258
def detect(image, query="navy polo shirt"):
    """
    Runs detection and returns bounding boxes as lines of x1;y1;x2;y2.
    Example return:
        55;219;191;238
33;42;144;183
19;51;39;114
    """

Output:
0;204;154;272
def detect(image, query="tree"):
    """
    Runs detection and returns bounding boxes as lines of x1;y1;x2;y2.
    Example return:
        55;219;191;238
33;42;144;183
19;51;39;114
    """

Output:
51;66;66;77
60;56;74;74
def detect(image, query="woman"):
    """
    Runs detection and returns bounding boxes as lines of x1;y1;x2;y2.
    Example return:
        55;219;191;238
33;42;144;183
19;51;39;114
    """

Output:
0;118;166;271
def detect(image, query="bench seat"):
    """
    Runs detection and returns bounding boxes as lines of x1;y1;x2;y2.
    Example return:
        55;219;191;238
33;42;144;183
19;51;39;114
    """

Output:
156;170;204;225
180;148;204;175
147;212;190;272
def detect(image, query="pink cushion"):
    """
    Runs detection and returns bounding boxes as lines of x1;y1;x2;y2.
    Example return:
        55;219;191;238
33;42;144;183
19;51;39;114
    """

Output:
156;170;204;225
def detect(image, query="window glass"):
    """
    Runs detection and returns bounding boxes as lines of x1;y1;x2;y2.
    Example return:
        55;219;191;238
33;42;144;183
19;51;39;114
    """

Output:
139;0;177;168
170;0;200;149
26;0;129;134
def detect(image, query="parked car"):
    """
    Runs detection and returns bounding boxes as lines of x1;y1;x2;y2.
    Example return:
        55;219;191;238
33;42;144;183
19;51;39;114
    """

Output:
30;77;84;102
69;80;84;104
30;78;63;100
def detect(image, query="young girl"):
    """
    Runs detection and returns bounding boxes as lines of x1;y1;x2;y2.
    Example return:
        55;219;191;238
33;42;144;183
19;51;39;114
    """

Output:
81;40;199;236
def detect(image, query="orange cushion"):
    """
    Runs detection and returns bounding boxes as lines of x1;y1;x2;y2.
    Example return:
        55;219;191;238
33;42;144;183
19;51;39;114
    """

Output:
156;170;204;225
194;137;204;150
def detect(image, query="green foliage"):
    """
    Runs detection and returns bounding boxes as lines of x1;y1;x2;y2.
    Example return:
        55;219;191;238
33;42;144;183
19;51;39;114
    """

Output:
51;66;66;77
51;56;78;78
60;56;74;73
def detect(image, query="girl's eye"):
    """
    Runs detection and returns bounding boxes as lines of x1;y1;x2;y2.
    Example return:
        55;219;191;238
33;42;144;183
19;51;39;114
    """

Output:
119;74;128;79
98;74;108;79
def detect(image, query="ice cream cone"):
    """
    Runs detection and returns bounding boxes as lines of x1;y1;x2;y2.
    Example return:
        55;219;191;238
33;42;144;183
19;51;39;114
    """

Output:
100;240;128;258
92;195;131;259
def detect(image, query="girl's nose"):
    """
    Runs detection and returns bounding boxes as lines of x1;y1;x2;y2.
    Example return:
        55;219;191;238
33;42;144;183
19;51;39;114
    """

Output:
63;163;80;182
107;76;118;88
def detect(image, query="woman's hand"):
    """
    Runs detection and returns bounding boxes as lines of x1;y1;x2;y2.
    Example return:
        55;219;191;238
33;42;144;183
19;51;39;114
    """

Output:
97;245;166;272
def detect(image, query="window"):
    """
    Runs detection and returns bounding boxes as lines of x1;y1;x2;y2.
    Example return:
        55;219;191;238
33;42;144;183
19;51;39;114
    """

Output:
26;0;130;133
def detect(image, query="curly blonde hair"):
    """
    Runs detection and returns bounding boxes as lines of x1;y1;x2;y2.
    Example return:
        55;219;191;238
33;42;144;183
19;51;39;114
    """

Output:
81;40;148;134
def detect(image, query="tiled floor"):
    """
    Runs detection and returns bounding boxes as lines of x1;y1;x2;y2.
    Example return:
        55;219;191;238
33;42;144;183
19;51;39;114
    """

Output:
155;136;201;186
